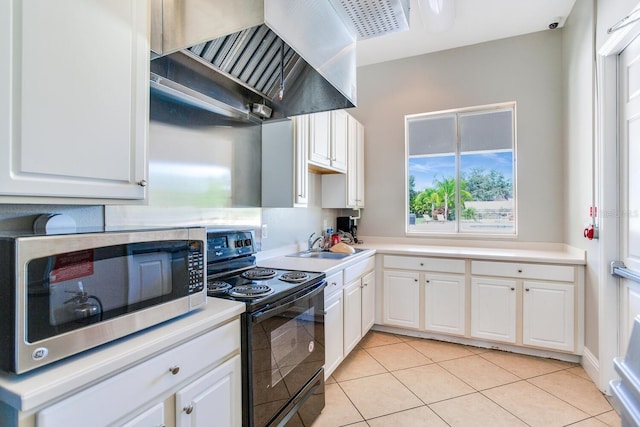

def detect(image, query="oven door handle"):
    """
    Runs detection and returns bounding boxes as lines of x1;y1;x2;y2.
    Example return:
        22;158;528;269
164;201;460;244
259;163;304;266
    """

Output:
251;281;326;323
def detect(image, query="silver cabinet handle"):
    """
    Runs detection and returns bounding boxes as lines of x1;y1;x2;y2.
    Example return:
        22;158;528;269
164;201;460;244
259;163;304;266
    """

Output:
137;179;147;187
525;288;530;292
169;366;180;375
510;287;515;291
184;405;194;415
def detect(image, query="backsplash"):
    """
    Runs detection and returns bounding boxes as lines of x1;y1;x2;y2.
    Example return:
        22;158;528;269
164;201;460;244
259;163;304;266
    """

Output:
0;205;104;231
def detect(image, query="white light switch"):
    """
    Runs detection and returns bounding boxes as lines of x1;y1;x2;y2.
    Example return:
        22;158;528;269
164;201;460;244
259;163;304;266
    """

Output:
261;224;268;239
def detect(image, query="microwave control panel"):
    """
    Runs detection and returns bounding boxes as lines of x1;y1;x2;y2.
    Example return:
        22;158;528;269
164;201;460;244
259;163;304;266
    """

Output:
188;240;205;293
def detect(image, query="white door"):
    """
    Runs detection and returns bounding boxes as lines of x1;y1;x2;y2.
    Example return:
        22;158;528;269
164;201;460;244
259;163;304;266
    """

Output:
619;33;640;356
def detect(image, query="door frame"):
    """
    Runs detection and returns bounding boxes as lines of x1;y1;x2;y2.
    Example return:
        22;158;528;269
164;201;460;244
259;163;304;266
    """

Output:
596;8;640;394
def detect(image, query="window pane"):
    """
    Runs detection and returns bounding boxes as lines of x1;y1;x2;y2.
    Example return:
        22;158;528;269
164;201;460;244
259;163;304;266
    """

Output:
459;152;514;233
460;109;513;152
407;114;456;156
408;155;456;232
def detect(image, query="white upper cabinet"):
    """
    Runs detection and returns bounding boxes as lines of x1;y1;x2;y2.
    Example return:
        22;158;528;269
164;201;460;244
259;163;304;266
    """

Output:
308;111;332;168
322;112;365;208
308;110;347;173
331;109;349;172
0;0;149;202
262;116;308;207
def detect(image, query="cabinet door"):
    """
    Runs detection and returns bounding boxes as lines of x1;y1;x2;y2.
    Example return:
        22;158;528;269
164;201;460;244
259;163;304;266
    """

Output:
346;116;365;208
176;354;242;427
383;270;420;329
1;0;148;201
122;402;165;427
471;277;516;343
523;281;575;352
361;270;376;334
294;115;309;206
308;111;331;166
343;279;363;355
324;291;344;379
331;110;348;172
425;274;466;336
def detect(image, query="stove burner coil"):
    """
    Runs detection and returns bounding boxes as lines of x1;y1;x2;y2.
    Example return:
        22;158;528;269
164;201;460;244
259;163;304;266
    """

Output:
280;271;310;283
207;280;232;296
228;284;274;298
241;268;277;280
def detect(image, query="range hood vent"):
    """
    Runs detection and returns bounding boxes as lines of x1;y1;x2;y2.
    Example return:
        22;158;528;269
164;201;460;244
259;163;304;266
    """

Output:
150;0;358;122
186;24;303;104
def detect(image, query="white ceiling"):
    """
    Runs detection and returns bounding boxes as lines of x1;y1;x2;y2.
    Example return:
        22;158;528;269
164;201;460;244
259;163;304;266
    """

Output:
356;0;578;67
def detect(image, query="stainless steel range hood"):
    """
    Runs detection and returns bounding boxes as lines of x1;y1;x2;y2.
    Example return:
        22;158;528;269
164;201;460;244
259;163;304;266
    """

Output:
150;0;358;121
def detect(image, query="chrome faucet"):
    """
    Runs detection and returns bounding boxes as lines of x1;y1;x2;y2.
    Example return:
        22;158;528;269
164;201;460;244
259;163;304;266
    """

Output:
307;232;324;252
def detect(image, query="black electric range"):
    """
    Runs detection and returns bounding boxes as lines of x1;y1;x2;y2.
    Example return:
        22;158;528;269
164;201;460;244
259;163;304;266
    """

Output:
205;229;326;427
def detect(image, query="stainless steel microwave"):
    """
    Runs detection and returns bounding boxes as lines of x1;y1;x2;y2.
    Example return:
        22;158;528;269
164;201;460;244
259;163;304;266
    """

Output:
0;227;206;374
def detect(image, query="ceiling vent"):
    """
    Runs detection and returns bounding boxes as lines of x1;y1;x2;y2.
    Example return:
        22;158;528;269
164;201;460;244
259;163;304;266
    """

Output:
329;0;411;39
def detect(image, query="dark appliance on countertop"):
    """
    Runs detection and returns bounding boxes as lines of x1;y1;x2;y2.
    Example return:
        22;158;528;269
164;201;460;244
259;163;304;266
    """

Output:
336;216;358;243
0;227;206;374
205;229;326;426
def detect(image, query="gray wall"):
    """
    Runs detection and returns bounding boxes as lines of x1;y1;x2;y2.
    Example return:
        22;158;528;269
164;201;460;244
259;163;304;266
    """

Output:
562;0;598;357
350;30;564;242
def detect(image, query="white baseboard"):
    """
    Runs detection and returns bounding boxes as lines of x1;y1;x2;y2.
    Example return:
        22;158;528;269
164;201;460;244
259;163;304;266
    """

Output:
581;347;606;393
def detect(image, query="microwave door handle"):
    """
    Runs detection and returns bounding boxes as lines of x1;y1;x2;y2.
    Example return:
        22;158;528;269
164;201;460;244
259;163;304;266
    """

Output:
251;281;326;323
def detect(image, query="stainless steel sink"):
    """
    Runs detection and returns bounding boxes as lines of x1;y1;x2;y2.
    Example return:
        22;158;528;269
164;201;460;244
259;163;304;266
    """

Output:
287;248;365;259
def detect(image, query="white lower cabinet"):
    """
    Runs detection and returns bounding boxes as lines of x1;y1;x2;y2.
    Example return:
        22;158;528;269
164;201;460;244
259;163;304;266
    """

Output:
383;255;466;332
470;277;517;343
522;281;575;352
175;355;242;427
361;271;376;333
37;320;242;427
380;255;583;355
425;274;466;336
323;256;375;379
383;270;420;329
470;260;580;353
343;279;363;355
122;402;165;427
324;272;345;378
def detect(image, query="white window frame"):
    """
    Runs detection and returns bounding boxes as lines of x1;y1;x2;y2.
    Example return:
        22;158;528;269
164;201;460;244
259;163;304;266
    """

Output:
405;102;517;237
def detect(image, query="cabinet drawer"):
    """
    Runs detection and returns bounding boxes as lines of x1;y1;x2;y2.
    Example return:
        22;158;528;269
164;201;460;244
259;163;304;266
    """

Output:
384;255;465;274
324;271;345;299
344;256;375;283
471;261;574;282
37;320;241;426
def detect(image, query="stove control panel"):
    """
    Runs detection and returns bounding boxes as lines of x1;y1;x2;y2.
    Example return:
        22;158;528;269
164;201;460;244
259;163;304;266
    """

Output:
206;230;256;262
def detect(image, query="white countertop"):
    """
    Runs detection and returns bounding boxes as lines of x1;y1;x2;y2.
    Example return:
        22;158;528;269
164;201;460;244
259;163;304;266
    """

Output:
257;238;585;272
0;298;245;413
358;242;585;265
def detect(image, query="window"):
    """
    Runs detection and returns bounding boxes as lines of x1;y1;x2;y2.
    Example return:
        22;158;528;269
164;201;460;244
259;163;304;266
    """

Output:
406;103;516;235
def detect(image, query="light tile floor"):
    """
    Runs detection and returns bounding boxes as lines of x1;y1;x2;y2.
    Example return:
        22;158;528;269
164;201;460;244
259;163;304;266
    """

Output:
312;331;621;427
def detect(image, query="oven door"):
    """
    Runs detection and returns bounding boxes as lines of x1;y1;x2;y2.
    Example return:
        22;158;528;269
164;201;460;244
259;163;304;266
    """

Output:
248;281;325;427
